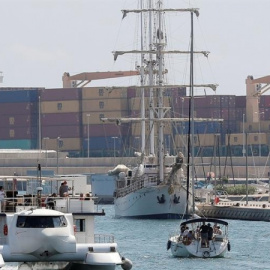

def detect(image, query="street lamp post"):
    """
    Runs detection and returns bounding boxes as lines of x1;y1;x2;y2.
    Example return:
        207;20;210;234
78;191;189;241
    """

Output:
44;137;49;167
255;111;264;158
56;137;61;175
112;137;118;164
87;114;91;158
242;113;245;157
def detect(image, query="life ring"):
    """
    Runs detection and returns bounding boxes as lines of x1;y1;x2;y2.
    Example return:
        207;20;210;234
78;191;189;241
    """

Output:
3;224;8;236
168;185;174;195
182;237;192;246
203;250;210;258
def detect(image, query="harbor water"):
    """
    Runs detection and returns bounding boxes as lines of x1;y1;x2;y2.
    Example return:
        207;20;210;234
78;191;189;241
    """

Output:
4;204;270;269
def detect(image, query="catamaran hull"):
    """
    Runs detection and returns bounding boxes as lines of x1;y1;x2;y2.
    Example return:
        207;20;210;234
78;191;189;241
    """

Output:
114;185;189;219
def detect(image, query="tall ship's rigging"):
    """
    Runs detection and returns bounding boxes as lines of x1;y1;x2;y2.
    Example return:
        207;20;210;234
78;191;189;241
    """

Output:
102;0;217;219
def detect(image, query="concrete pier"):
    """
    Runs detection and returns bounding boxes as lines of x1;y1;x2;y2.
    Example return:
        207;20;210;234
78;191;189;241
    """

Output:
196;201;270;222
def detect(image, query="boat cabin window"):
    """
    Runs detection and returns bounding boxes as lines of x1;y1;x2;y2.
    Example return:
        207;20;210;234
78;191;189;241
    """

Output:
16;215;67;228
75;219;85;232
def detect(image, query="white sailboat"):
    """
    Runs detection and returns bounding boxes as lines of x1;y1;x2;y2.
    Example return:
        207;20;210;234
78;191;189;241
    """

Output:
102;0;217;219
166;3;231;258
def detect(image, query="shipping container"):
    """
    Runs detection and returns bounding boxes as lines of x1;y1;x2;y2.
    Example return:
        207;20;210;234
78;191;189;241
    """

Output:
83;124;129;137
41;112;81;126
0;139;36;149
0;114;38;128
82;87;127;99
82;98;128;111
82;136;124;151
263;95;270;108
42;137;81;151
262;109;270;120
260;121;270;132
41;100;80;113
235;108;245;121
40;88;81;101
220;96;236;107
42;125;81;138
0;127;37;139
172;96;189;110
175;133;217;147
221;120;238;133
82;111;129;125
0;89;39;103
235;96;246;108
194;95;221;108
175;121;221;134
129;97;171;111
131;121;173;137
127;88;137;98
226;133;267;146
0;102;38;115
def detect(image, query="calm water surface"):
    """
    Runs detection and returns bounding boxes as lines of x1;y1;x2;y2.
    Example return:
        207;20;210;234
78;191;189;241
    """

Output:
4;204;270;269
95;205;270;270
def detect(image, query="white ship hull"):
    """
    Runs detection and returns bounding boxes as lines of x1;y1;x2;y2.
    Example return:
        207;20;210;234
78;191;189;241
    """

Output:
114;185;189;219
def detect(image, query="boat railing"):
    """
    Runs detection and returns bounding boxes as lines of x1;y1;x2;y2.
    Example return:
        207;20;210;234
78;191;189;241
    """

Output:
216;201;270;208
1;196;99;214
115;176;160;197
94;234;115;243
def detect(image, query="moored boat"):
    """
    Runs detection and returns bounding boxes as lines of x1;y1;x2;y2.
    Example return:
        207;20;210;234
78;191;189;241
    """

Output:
102;0;219;219
0;186;132;270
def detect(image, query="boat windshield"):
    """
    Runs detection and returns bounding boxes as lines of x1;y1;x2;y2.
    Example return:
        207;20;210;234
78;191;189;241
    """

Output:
16;215;68;228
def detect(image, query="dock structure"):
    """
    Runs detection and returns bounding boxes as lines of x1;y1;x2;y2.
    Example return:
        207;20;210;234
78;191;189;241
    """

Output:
196;201;270;222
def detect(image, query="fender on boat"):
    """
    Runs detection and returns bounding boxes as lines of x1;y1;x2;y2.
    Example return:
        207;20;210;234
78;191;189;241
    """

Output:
121;257;133;270
167;240;171;250
0;254;5;268
227;241;231;251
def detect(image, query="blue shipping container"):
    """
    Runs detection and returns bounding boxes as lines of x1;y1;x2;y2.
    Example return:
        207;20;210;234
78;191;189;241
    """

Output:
0;89;39;103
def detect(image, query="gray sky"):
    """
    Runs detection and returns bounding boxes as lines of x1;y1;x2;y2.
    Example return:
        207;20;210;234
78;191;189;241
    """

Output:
0;0;268;96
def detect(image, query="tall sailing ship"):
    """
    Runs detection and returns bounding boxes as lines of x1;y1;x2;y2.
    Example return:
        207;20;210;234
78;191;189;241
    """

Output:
102;0;217;219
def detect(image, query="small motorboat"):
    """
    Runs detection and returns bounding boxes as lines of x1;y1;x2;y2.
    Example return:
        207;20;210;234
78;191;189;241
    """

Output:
0;191;132;270
167;217;230;258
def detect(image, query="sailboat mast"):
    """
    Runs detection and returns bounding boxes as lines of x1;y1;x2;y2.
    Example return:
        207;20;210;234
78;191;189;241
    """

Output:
186;10;195;216
190;11;196;215
140;0;146;154
148;0;155;156
157;0;165;181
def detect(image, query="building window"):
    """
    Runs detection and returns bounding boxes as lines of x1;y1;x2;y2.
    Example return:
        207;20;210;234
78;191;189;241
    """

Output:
254;135;258;142
99;89;104;96
99;101;104;109
248;125;252;131
100;114;104;119
233;137;238;143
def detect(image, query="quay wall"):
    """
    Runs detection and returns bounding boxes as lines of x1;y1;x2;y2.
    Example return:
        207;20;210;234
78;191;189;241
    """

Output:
0;156;268;179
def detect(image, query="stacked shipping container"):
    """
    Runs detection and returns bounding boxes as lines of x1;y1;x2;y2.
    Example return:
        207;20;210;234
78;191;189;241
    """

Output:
40;88;82;155
0;86;270;157
0;89;40;149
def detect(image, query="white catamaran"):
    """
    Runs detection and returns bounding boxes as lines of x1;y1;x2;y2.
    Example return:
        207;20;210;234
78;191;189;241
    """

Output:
102;0;217;219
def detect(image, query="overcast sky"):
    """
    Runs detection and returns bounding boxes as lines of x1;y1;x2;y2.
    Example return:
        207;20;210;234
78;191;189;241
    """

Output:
0;0;268;96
